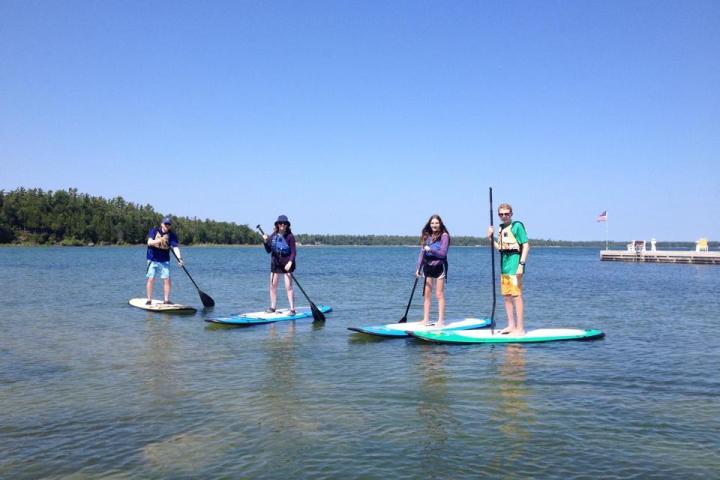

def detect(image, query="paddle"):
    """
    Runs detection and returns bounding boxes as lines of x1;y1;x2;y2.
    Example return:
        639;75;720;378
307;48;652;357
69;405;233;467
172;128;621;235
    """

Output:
170;248;215;308
399;256;427;323
256;225;326;323
399;266;421;324
489;187;497;331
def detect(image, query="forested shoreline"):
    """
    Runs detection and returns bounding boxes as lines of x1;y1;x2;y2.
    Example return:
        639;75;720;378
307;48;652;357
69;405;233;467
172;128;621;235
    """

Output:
0;188;258;246
0;188;709;249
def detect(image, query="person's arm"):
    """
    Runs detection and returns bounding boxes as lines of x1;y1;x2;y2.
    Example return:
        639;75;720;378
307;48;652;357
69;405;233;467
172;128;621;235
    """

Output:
516;243;528;274
428;233;449;258
147;228;163;247
263;234;273;254
170;233;183;266
516;222;529;273
287;234;297;263
416;244;425;273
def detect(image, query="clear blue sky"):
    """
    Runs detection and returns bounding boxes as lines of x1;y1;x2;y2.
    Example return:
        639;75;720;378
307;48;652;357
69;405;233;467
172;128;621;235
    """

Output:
1;0;718;241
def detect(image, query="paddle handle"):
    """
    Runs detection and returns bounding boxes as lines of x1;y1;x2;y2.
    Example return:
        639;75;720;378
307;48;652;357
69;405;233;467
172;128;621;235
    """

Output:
489;187;497;329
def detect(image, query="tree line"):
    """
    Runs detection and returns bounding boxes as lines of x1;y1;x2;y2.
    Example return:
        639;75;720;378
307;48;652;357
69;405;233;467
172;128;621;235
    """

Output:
0;188;709;249
292;234;702;249
0;188;259;245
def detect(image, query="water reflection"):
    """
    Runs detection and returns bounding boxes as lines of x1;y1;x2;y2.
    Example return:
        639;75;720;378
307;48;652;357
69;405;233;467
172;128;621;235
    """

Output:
489;345;533;471
143;316;181;402
258;321;319;474
263;322;303;428
265;321;297;403
416;345;453;475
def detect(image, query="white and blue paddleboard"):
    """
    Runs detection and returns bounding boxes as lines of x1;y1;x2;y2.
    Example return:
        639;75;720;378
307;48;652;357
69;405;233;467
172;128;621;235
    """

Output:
409;328;605;344
348;317;491;338
206;305;332;326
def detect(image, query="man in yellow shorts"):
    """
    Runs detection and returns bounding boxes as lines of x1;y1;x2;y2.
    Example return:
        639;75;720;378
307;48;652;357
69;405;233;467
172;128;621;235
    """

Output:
487;203;530;335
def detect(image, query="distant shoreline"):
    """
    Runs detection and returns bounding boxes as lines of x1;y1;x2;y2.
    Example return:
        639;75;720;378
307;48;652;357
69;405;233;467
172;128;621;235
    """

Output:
3;188;714;250
0;242;710;250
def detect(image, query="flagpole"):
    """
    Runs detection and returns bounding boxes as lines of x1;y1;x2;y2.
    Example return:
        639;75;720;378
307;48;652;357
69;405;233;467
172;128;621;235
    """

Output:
597;210;608;250
605;216;608;250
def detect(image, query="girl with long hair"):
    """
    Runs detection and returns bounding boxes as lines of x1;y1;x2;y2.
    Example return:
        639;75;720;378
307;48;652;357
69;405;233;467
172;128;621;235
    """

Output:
416;214;450;327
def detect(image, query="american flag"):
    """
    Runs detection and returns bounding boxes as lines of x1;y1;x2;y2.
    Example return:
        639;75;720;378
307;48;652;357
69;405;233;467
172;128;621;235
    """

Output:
597;210;608;222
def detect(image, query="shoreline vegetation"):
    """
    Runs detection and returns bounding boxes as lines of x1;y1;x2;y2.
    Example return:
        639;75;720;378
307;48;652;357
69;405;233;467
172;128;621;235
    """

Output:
1;188;713;249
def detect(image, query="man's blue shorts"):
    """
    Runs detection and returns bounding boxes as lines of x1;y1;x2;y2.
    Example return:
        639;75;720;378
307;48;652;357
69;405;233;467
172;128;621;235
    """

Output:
146;261;171;279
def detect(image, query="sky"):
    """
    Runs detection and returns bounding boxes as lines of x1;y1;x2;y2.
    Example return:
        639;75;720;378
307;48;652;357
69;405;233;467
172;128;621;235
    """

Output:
1;0;718;241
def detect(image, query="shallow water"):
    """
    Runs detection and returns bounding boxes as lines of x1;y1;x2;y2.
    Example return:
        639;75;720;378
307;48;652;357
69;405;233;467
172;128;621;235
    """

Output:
1;246;718;479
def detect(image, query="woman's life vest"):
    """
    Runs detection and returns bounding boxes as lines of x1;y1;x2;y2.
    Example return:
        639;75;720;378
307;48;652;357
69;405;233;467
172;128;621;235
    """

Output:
271;233;291;256
423;237;446;259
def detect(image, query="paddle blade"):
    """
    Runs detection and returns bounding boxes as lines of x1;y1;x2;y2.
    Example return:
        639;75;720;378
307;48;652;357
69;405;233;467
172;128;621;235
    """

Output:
311;304;326;322
399;316;407;323
200;291;215;308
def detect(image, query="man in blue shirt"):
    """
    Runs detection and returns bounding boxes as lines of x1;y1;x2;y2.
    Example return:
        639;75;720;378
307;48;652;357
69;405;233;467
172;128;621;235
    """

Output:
146;217;184;304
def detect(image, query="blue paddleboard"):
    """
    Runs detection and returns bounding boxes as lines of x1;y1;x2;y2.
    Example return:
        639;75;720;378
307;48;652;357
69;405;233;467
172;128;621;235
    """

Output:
206;305;332;325
348;317;491;338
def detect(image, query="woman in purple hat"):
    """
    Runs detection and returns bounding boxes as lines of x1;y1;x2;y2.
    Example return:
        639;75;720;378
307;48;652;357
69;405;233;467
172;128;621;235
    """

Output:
261;215;297;314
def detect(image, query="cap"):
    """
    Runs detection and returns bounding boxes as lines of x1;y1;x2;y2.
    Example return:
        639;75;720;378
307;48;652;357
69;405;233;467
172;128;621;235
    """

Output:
274;215;290;225
162;217;172;225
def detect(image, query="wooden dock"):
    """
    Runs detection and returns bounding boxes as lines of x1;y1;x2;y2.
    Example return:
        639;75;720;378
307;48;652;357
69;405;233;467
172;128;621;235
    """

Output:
600;250;720;265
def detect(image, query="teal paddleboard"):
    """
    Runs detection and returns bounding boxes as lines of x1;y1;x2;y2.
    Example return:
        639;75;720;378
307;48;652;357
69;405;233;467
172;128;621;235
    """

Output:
409;328;605;344
348;317;491;338
206;305;332;325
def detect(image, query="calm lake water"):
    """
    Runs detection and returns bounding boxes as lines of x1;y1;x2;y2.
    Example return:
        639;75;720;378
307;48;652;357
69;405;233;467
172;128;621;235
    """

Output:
1;246;718;479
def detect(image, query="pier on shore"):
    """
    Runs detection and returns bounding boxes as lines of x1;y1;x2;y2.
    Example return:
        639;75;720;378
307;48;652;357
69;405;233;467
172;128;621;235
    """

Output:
600;250;720;265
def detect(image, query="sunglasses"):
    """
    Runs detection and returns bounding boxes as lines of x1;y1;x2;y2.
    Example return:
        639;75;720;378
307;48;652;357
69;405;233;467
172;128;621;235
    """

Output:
498;212;512;217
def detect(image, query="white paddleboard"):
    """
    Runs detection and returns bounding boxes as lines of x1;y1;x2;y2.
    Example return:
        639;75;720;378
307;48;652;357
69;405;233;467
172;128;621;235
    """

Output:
129;298;197;314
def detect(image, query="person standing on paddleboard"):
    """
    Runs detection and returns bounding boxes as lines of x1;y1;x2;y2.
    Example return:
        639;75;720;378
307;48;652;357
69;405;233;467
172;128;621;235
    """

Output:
146;217;184;305
262;215;297;315
417;214;450;327
487;203;529;335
